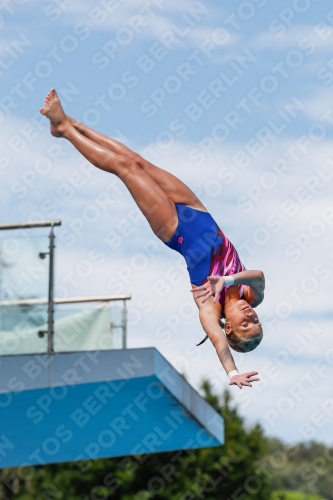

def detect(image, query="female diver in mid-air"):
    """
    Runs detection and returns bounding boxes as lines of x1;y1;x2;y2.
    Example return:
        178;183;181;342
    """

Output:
40;89;265;389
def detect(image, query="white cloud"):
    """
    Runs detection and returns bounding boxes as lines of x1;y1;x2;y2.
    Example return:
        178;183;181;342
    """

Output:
248;25;333;52
4;0;233;60
301;88;333;121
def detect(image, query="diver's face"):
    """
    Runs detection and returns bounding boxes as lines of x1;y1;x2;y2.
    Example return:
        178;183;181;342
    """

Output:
225;300;262;338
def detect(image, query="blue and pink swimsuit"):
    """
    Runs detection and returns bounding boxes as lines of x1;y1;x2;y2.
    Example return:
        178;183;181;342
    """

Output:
164;204;246;308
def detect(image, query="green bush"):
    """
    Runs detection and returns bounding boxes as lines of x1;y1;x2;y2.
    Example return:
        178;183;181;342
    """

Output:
271;490;326;500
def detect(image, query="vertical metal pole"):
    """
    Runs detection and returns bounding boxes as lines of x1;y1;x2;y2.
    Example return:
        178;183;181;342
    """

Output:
122;299;127;349
47;226;55;352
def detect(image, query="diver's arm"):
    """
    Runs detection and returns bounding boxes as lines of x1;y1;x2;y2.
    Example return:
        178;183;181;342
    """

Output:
198;306;236;372
191;270;265;305
198;307;260;389
233;270;265;306
230;270;265;288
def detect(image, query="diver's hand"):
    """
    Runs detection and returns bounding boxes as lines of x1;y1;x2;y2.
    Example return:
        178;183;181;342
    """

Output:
190;276;226;303
229;371;260;389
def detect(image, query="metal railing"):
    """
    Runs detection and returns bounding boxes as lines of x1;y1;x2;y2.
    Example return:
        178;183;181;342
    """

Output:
0;220;131;352
0;220;61;230
0;220;61;352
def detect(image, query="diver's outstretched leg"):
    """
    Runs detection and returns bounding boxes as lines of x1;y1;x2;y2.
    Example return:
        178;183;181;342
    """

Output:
40;90;177;241
67;115;207;212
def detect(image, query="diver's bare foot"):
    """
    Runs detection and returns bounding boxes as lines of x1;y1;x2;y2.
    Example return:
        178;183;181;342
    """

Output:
40;89;70;137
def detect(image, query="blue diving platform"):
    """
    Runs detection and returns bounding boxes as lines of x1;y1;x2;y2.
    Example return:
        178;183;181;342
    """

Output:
0;348;224;468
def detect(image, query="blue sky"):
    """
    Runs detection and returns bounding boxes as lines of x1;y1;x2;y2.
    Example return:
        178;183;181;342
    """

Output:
1;0;333;446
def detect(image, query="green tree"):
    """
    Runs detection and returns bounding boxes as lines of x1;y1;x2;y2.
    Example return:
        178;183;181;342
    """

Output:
271;491;325;500
264;439;333;499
